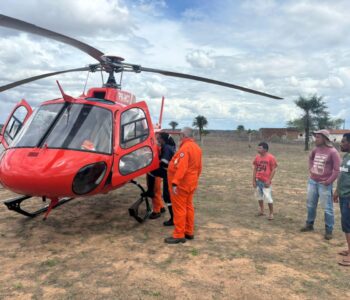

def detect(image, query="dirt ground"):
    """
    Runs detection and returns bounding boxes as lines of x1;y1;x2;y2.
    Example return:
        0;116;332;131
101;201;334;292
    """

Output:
0;136;349;300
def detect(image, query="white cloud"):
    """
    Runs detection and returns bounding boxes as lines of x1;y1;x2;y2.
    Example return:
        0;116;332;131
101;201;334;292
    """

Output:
241;0;277;15
145;81;168;98
321;76;344;88
186;50;215;69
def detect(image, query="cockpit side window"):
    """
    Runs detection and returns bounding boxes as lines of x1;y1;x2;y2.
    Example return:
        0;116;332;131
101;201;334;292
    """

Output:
4;105;31;145
120;108;149;149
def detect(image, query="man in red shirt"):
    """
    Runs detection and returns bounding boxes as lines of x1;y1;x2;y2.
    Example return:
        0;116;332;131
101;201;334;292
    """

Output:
253;142;278;220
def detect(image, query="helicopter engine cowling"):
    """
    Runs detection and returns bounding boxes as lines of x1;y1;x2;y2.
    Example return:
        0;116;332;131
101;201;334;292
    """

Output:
0;148;112;198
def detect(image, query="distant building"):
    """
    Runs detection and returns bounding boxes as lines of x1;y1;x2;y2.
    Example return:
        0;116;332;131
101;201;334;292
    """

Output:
298;129;350;143
259;128;302;141
328;129;350;143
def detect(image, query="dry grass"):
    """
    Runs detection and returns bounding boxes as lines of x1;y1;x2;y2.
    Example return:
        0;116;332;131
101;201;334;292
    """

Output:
0;136;349;300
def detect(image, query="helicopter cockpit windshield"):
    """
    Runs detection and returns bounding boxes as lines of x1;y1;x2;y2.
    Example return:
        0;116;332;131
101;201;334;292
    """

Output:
11;104;113;154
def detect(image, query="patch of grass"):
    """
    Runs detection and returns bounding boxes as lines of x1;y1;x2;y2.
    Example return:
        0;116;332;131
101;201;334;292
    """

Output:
254;264;267;275
170;268;185;275
156;256;174;270
13;282;23;289
229;249;247;259
42;258;59;267
141;289;161;297
190;248;199;256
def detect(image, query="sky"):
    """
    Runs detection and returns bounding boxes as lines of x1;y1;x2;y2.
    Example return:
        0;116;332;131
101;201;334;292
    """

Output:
0;0;349;130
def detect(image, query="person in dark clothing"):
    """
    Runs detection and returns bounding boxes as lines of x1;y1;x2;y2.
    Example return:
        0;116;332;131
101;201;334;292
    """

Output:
142;132;176;226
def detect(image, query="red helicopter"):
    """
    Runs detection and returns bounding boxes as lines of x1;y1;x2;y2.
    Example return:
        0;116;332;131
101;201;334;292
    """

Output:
0;14;282;222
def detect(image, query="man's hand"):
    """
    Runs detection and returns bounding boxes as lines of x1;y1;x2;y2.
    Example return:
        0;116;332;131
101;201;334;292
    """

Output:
172;185;178;195
252;181;256;188
333;190;339;203
319;181;329;186
264;180;271;188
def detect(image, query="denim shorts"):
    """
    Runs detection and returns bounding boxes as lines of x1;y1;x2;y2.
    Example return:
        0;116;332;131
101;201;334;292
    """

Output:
339;197;350;233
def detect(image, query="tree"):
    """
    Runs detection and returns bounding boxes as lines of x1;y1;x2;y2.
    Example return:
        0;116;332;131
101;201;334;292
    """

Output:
237;125;245;131
169;121;178;130
236;124;245;138
332;118;345;129
287;94;328;151
192;115;208;141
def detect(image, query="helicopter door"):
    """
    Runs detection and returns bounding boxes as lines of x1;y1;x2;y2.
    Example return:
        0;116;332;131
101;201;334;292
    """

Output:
113;102;159;184
0;100;33;151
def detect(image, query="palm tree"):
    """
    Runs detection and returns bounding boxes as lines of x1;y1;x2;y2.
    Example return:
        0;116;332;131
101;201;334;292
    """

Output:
192;115;208;141
294;95;327;151
169;121;178;130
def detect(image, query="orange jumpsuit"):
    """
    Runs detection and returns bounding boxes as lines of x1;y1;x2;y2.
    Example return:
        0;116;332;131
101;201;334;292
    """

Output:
152;177;164;213
167;137;202;238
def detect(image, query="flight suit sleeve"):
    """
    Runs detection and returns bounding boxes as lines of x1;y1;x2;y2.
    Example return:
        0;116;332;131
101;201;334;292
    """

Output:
171;150;189;186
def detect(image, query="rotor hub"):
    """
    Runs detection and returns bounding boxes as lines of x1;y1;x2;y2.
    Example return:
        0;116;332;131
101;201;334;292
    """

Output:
101;55;125;64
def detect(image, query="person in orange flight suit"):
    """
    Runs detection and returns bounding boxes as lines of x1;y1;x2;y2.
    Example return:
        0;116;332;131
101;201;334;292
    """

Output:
165;127;202;244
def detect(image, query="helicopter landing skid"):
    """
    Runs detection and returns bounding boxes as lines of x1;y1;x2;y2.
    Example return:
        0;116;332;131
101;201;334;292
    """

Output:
128;180;152;223
4;195;73;218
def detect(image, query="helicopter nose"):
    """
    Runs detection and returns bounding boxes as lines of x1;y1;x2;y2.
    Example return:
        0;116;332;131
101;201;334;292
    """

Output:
0;149;110;197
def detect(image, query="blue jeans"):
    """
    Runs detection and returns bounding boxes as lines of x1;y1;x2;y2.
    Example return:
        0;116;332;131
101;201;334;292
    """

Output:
306;178;334;233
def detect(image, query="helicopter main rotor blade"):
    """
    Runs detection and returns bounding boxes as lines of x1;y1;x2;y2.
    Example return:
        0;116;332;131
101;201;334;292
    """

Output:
136;66;283;100
0;67;90;92
0;14;104;63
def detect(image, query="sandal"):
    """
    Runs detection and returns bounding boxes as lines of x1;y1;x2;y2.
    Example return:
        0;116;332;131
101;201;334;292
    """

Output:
256;212;265;217
338;250;349;256
338;260;350;267
268;215;274;220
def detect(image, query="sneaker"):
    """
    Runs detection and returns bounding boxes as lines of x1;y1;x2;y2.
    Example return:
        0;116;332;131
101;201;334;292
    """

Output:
164;237;186;244
160;207;166;214
149;212;161;219
185;234;194;240
300;224;314;232
163;219;174;226
324;232;333;240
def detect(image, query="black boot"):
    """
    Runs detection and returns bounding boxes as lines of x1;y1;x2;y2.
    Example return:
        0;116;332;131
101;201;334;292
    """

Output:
164;237;186;244
163;205;174;226
149;212;161;219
